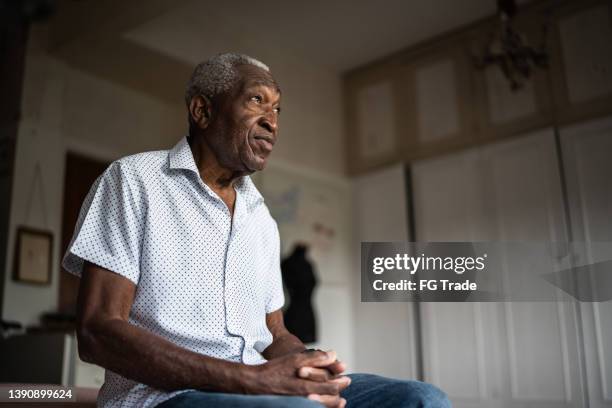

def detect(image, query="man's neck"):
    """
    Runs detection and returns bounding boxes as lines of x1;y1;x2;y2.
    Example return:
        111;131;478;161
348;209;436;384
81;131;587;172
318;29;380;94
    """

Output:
187;134;243;215
187;134;242;190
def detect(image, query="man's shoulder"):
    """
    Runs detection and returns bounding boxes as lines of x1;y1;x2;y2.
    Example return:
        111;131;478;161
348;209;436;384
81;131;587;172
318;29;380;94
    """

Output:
103;147;171;186
115;148;168;173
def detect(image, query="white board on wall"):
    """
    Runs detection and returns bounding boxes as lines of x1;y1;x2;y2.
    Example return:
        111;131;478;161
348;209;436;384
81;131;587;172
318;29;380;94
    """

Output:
254;164;354;369
256;165;352;285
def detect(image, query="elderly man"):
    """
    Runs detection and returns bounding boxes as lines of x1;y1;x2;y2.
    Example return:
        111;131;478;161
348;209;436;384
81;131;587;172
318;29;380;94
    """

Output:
62;53;450;408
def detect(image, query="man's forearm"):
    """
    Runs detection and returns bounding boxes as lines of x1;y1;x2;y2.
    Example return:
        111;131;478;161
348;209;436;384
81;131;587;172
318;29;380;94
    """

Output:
262;332;306;360
79;317;255;393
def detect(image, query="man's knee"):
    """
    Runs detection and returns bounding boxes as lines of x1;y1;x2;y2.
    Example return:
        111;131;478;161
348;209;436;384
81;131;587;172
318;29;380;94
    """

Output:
273;396;324;408
345;374;450;407
156;392;324;408
394;381;451;408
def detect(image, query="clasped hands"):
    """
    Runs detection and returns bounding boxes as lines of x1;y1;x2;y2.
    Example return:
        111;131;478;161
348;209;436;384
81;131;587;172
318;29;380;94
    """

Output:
251;349;350;408
298;349;350;408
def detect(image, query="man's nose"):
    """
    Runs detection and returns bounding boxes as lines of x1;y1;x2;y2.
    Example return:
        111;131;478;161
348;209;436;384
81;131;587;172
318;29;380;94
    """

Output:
259;112;278;134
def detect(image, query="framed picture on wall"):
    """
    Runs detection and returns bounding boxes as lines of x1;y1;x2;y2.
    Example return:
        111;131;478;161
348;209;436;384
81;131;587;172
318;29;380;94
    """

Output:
13;226;53;285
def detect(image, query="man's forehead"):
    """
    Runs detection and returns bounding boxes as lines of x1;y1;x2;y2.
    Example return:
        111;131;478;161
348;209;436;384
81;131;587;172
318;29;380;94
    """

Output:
236;64;281;94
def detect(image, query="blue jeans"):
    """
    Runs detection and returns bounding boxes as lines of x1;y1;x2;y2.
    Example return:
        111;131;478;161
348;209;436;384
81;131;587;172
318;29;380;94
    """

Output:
156;373;451;407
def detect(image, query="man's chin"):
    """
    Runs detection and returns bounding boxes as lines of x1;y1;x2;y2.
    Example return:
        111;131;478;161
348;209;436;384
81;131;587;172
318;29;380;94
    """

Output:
243;157;268;174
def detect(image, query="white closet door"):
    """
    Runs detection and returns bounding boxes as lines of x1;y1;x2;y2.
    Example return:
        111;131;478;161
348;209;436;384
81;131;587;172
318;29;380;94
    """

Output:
413;149;501;408
352;163;418;379
412;129;584;407
561;116;612;408
484;130;583;407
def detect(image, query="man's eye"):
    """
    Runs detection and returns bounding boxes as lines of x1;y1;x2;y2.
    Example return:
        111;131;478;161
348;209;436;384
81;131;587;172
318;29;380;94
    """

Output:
250;95;262;103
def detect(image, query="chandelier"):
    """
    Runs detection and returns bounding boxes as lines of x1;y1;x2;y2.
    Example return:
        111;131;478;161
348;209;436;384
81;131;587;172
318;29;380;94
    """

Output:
474;0;549;91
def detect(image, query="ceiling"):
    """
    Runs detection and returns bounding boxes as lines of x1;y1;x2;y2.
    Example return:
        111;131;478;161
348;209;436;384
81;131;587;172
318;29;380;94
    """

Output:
124;0;500;73
48;0;536;105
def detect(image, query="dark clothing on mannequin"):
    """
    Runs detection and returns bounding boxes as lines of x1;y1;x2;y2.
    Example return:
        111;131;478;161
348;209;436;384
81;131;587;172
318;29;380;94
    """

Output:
281;244;317;344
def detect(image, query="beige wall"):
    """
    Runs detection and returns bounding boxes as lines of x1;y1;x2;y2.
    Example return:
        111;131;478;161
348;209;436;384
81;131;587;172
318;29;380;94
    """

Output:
2;32;186;325
265;59;346;176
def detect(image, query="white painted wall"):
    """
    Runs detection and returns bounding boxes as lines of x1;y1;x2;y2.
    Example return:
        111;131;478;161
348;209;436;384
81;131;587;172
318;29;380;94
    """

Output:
256;160;355;370
2;32;202;325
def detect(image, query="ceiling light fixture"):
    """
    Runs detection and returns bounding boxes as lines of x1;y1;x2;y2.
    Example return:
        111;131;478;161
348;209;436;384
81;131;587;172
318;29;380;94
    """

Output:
474;0;550;91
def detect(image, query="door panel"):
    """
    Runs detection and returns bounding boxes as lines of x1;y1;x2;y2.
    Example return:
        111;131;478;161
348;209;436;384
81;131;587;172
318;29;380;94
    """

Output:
412;129;584;407
352;164;418;379
59;152;109;314
413;149;500;407
561;116;612;408
484;132;581;406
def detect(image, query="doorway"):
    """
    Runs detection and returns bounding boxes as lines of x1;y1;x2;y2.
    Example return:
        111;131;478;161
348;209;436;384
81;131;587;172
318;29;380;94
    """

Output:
58;152;109;314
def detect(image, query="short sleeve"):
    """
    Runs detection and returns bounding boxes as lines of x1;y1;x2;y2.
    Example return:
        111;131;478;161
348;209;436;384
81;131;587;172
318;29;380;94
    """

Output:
61;161;146;284
265;221;285;313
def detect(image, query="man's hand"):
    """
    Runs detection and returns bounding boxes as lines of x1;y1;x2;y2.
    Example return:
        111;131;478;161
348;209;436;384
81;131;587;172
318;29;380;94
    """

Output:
298;349;347;381
298;350;350;408
244;350;349;407
262;311;350;406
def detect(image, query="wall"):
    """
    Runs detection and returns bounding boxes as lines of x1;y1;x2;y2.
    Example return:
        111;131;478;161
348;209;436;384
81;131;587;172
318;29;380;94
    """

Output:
2;29;186;326
251;55;346;176
256;160;355;370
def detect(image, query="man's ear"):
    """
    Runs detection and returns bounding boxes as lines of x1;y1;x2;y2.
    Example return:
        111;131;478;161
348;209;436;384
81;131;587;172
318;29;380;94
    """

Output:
188;95;213;130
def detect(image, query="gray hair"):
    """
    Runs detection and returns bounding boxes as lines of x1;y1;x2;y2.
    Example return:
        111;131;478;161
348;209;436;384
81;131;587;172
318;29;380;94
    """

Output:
184;53;270;107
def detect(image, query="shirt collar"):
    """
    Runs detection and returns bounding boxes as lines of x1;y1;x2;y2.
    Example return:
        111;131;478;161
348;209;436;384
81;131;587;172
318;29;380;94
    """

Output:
234;175;265;211
168;135;200;174
168;136;265;209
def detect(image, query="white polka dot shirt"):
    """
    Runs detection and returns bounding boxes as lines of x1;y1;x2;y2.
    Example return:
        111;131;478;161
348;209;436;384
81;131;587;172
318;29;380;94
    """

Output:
62;136;285;408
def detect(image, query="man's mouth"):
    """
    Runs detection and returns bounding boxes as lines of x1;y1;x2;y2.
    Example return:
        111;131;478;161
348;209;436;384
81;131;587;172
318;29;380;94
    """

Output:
253;135;275;152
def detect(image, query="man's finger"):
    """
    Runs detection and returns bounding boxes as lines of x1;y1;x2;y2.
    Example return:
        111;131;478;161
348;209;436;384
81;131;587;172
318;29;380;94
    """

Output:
325;360;346;375
298;366;331;382
299;350;337;368
308;394;346;408
302;379;340;396
297;368;351;392
330;375;351;392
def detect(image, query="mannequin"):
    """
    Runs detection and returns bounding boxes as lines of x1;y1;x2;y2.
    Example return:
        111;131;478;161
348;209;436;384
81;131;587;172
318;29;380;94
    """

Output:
281;243;317;344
